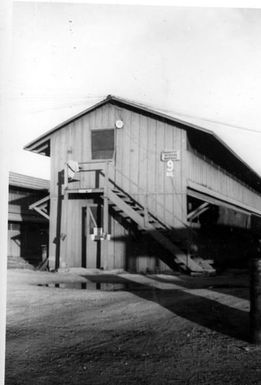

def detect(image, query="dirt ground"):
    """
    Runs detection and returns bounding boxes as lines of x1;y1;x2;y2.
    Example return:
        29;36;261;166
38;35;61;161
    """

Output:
4;268;261;385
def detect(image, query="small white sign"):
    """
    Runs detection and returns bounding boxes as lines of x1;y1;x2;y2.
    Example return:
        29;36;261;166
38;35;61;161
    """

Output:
161;150;180;162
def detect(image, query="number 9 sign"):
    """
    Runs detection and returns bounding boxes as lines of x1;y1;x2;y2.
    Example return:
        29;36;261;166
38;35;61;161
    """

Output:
166;160;174;177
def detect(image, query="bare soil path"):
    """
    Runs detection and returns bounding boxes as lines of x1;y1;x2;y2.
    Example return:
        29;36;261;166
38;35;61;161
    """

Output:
5;269;261;385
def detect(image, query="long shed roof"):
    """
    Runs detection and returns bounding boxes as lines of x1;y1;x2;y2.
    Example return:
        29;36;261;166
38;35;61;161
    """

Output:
9;172;49;191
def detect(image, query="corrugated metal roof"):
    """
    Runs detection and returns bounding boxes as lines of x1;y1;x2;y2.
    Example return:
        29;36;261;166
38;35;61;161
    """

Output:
9;172;49;191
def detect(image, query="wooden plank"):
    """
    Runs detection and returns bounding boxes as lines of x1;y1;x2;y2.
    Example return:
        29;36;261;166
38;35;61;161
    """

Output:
113;218;126;270
163;124;172;226
129;111;139;197
180;128;188;225
147;117;156;214
187;151;261;212
107;188;205;273
29;195;50;210
187;202;209;220
156;120;165;220
121;109;130;193
48;196;57;270
148;228;204;272
188;181;261;216
107;190;146;228
66;188;104;194
33;207;50;221
8;223;21;258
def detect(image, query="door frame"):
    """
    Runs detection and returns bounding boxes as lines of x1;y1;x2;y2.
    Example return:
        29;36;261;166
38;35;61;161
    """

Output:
81;203;102;268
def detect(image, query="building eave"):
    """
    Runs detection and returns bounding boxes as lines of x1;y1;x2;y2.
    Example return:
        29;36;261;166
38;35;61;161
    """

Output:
23;94;261;188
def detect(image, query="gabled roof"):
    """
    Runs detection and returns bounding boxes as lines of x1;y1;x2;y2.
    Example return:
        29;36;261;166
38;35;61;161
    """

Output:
9;172;49;191
24;94;215;153
23;94;261;193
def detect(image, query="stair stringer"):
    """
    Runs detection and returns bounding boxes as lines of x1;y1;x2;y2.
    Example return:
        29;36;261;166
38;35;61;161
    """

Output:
107;189;205;274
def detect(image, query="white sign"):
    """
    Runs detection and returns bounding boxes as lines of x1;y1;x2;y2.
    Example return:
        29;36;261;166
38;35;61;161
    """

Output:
161;150;180;162
67;160;80;179
166;159;174;177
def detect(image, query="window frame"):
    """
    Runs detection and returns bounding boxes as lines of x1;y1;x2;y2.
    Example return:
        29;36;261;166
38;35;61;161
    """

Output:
90;128;116;161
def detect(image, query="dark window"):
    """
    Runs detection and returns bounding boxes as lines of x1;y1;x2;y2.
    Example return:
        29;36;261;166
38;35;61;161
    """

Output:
8;222;21;231
91;129;114;160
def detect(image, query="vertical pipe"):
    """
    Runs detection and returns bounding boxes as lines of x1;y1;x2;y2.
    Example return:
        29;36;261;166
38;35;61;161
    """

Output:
63;163;69;266
103;161;109;269
103;161;109;235
81;207;87;268
54;171;63;271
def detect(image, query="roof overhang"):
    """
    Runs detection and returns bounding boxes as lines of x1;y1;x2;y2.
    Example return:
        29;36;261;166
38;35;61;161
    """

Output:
23;94;261;193
23;97;110;156
188;181;261;218
25;136;51;156
23;94;214;156
9;172;49;190
8;212;48;223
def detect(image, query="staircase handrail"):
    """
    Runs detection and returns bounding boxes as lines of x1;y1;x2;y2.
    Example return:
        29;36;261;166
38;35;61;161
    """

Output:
64;160;190;231
107;163;190;230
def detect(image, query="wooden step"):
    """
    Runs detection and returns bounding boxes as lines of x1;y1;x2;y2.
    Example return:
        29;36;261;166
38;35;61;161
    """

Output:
192;257;216;275
106;187;216;275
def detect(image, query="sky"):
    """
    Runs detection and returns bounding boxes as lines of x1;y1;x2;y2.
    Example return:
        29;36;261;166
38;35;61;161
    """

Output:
8;1;261;179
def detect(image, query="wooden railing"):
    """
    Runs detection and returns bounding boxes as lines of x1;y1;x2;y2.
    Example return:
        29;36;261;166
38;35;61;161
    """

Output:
63;160;190;230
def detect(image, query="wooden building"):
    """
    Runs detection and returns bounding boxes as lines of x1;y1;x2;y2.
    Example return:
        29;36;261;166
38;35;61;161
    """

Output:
8;172;49;267
24;95;261;274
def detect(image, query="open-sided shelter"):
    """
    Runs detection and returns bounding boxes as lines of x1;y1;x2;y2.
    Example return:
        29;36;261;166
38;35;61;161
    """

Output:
8;172;49;267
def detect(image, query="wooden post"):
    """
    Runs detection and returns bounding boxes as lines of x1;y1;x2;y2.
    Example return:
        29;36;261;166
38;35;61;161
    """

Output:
64;162;68;194
54;171;63;271
250;246;261;343
103;161;109;269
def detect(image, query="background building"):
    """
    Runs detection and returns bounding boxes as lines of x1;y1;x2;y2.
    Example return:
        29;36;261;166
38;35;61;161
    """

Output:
8;172;49;268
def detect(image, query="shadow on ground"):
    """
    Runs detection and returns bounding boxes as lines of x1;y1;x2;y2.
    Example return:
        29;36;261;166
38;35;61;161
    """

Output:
80;273;249;342
148;273;249;300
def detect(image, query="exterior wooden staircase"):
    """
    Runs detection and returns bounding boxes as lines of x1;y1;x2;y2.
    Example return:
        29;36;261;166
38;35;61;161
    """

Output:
64;160;216;276
105;187;215;276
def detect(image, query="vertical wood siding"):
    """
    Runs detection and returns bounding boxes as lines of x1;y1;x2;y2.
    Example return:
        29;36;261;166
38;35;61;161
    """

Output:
49;103;187;271
187;151;261;211
114;108;187;228
8;223;21;258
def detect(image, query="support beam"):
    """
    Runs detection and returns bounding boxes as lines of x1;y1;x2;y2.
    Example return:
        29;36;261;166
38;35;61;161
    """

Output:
34;207;50;221
188;181;261;217
187;202;209;221
34;143;49;155
87;207;98;228
29;195;50;210
29;195;50;220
